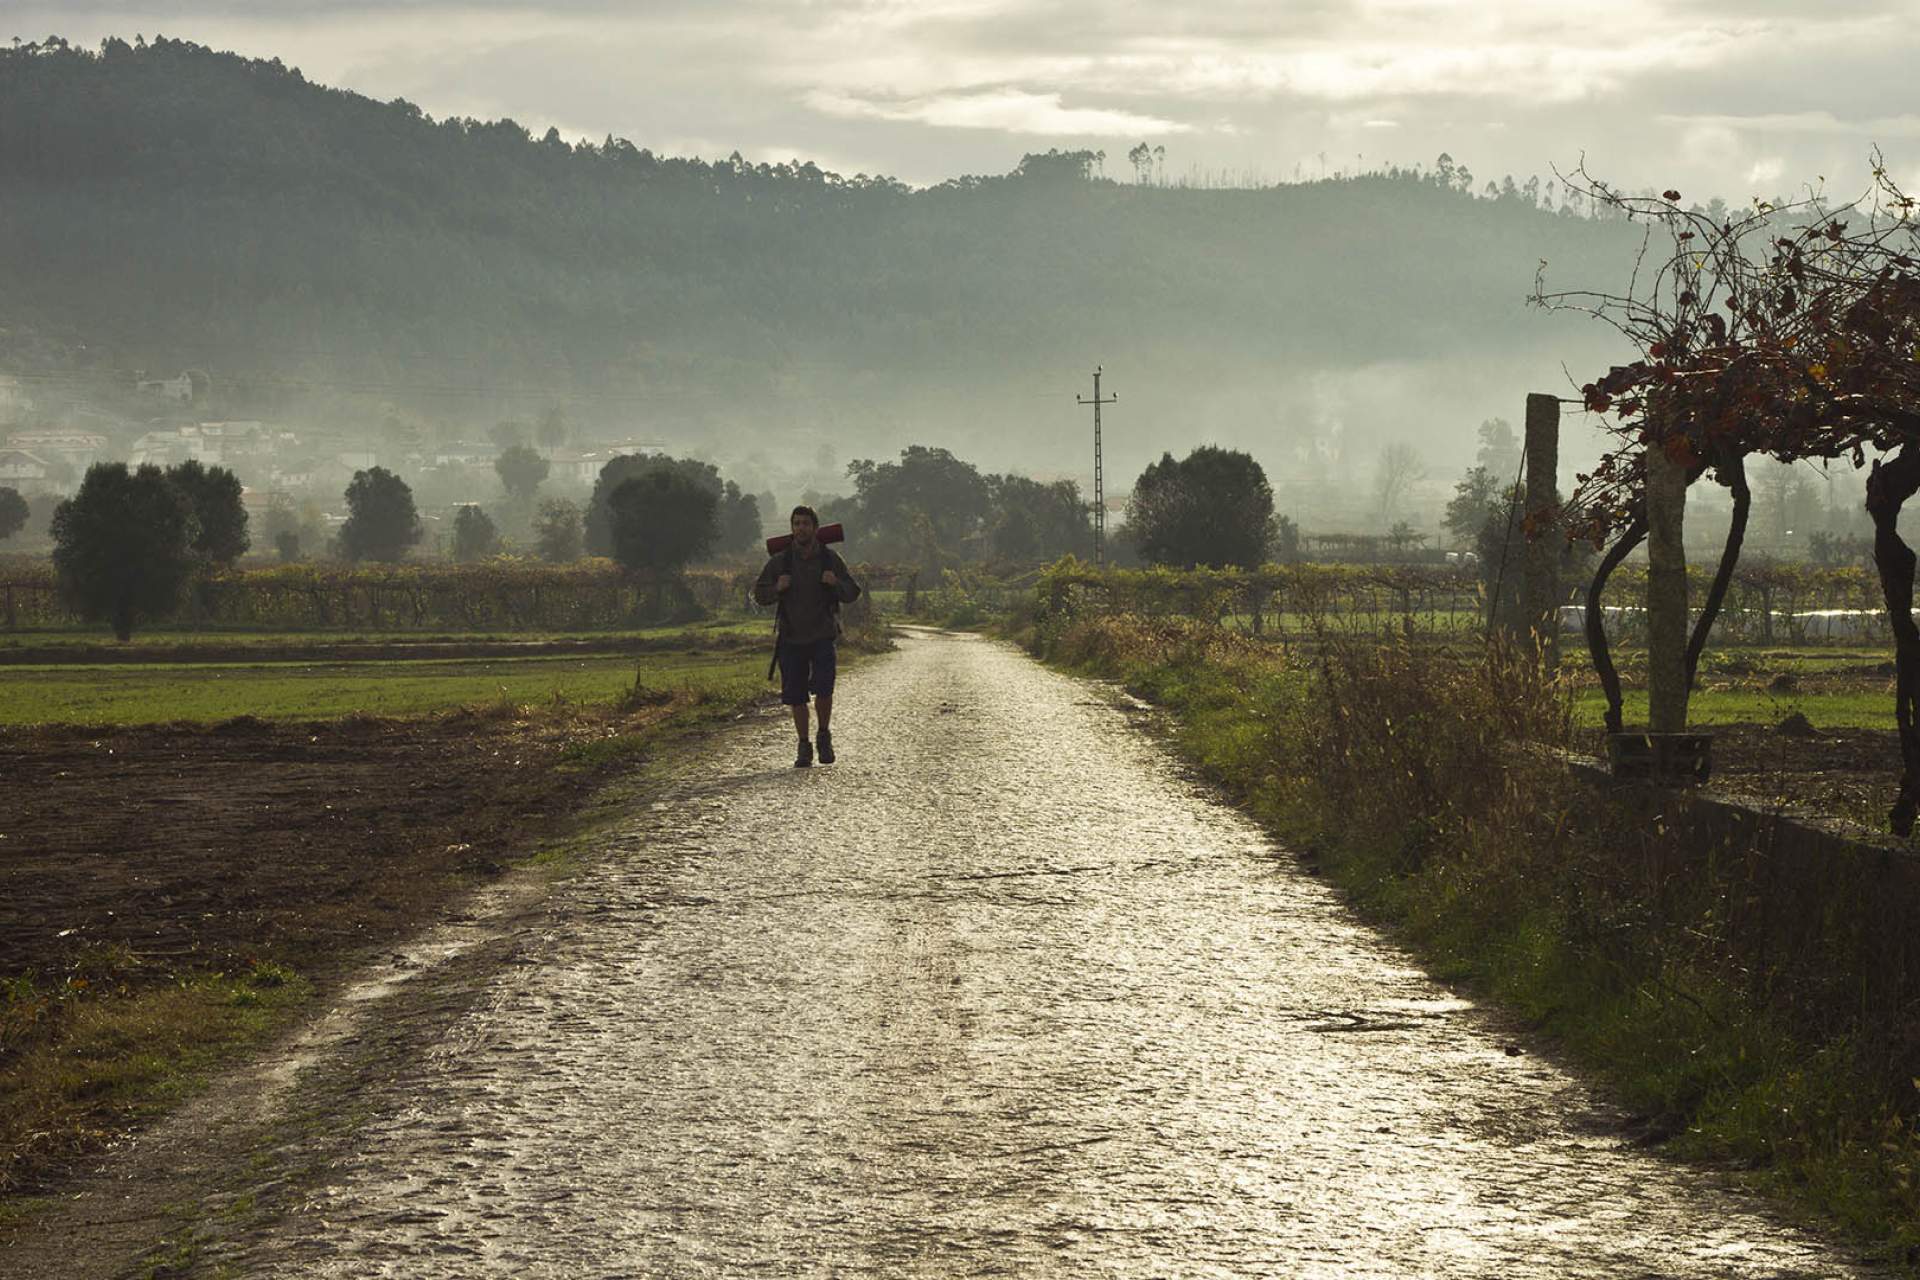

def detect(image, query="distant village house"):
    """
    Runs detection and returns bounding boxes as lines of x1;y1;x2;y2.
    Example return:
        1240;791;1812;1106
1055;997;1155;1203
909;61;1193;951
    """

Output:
4;430;106;474
0;449;50;484
134;370;205;402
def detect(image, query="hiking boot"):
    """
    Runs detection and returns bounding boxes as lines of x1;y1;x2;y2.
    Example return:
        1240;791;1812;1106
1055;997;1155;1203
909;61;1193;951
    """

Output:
816;731;835;765
794;739;814;768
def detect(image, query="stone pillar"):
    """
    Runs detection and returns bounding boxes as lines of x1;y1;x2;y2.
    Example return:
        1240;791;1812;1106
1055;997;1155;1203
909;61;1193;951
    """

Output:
1521;393;1561;662
1645;441;1691;733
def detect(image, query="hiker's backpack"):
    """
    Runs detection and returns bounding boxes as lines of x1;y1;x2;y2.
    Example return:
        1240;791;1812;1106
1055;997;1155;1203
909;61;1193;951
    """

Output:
766;544;847;679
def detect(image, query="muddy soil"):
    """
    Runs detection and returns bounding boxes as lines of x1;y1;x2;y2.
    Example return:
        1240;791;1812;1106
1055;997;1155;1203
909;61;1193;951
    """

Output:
1;715;588;975
1579;721;1905;833
0;704;701;1194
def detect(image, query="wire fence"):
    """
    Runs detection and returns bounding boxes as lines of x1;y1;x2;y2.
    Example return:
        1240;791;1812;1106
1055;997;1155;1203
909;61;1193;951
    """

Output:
1022;560;1904;648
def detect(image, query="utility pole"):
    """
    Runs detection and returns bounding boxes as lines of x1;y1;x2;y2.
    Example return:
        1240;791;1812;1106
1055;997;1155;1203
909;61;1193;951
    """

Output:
1077;366;1116;566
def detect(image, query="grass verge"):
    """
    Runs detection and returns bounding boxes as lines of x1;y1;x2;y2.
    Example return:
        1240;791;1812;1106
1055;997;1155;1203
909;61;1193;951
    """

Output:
1;955;313;1203
1026;611;1920;1267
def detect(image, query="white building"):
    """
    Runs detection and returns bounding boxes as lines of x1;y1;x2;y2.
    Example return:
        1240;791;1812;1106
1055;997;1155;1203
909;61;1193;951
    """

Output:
5;430;107;473
550;445;663;487
129;428;202;467
136;373;195;402
0;450;50;484
431;443;494;468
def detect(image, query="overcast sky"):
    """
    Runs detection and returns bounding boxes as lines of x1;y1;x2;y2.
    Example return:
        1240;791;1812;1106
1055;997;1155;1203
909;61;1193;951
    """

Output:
9;1;1919;198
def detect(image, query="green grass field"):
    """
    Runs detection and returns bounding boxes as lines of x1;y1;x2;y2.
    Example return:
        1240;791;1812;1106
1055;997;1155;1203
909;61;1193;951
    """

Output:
0;650;770;725
0;618;769;652
1567;643;1896;730
1572;687;1893;730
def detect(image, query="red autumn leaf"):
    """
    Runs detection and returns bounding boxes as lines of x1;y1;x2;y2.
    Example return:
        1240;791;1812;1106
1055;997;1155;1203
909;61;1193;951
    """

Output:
1662;189;1682;202
1662;434;1700;467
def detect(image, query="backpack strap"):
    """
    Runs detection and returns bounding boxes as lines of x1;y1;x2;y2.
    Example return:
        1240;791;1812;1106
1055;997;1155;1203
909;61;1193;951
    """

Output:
766;544;797;680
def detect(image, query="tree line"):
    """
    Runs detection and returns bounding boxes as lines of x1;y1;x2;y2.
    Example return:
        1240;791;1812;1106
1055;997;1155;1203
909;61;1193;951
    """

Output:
41;432;1306;637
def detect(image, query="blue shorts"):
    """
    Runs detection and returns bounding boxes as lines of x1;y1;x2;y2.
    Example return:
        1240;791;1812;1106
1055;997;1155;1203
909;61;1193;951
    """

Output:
777;637;837;706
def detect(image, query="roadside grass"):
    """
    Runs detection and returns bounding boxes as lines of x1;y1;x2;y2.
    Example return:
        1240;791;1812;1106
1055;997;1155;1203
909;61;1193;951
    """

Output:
1030;613;1920;1267
555;668;769;772
0;953;313;1197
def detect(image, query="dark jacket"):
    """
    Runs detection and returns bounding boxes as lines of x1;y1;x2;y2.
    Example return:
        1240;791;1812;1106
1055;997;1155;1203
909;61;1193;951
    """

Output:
753;542;861;645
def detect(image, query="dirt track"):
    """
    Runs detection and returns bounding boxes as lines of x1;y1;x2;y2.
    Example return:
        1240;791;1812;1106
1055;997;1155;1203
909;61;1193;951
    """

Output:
21;628;1850;1278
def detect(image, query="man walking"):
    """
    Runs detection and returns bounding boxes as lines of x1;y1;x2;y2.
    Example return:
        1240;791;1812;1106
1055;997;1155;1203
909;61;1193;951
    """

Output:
754;506;861;767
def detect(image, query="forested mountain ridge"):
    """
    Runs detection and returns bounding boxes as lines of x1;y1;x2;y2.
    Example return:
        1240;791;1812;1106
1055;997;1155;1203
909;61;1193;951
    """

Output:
0;35;1636;481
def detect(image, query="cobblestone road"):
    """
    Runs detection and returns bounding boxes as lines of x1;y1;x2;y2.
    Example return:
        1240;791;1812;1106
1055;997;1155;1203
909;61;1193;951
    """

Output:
230;630;1861;1277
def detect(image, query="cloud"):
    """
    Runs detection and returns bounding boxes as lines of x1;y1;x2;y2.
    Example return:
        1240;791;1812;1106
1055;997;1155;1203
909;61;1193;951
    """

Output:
1660;111;1920;139
806;88;1190;137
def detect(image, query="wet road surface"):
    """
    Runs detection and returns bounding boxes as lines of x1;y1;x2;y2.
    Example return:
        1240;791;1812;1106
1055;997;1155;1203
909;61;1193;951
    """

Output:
230;630;1861;1277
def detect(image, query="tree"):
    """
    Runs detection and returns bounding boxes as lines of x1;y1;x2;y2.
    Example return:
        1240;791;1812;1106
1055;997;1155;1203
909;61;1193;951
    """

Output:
338;466;421;562
585;454;731;556
1013;149;1102;183
50;462;195;639
1271;512;1301;562
261;494;326;563
1443;465;1502;546
607;469;719;577
0;487;27;541
985;474;1090;561
1535;161;1920;822
1127;142;1153;184
533;497;583;562
1751;461;1819;547
536;406;568;453
164;458;249;566
1124;446;1274;568
451;504;500;561
489;420;529;450
717;481;762;554
494;444;550;502
846;445;991;560
1372;442;1428;526
1474;418;1521;478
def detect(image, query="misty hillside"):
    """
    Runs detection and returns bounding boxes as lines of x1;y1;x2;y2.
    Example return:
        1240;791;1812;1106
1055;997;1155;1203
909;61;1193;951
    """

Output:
0;36;1638;492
